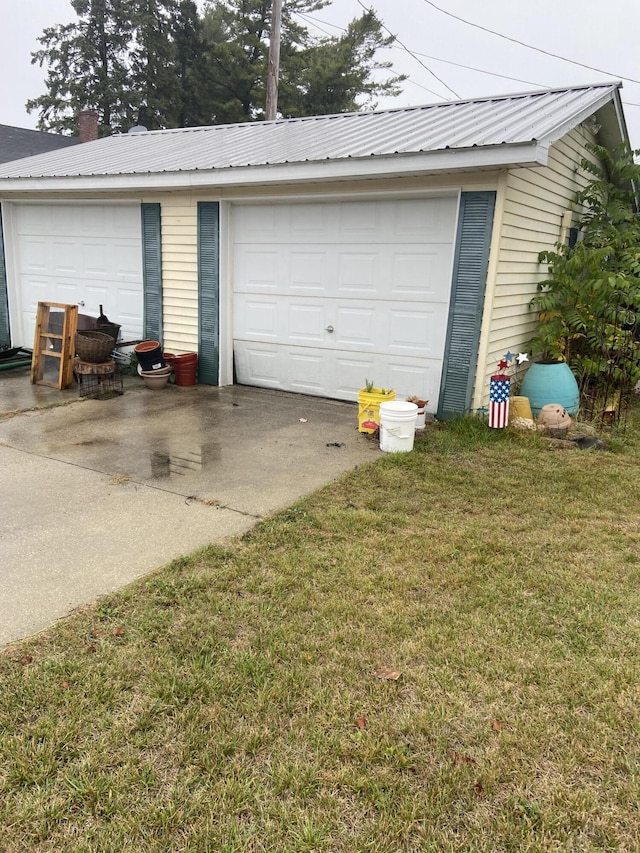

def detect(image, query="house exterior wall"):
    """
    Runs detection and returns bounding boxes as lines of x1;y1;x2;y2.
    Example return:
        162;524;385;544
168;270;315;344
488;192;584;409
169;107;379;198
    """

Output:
142;173;500;364
473;123;599;410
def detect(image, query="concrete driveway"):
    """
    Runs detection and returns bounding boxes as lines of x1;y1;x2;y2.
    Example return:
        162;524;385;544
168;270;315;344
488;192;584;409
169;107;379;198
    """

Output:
0;371;377;645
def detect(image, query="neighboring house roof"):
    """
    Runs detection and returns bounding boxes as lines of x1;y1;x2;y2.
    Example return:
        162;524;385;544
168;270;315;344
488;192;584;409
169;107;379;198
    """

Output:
0;124;79;165
0;83;627;192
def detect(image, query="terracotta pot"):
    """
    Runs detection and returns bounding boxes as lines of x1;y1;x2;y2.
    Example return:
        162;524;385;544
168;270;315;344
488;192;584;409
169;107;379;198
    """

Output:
173;353;198;386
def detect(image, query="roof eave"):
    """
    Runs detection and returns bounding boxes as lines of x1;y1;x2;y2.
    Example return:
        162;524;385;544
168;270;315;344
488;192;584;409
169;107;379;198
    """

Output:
543;84;627;149
0;143;544;195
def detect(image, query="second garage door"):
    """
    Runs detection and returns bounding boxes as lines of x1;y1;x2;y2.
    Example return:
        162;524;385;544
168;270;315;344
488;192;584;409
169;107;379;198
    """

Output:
232;195;459;404
10;202;144;348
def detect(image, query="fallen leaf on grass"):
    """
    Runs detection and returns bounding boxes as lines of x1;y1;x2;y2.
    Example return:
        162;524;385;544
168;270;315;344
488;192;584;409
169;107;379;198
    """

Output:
373;666;402;681
19;655;34;665
84;641;97;654
61;680;70;690
491;719;507;732
355;716;367;730
449;750;476;766
112;626;125;636
474;781;484;797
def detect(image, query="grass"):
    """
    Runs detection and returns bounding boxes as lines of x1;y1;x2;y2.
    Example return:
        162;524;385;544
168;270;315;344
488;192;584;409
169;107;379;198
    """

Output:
2;414;640;851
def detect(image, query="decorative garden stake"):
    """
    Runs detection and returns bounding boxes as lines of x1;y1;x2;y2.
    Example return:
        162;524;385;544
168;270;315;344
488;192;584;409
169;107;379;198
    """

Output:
489;353;513;428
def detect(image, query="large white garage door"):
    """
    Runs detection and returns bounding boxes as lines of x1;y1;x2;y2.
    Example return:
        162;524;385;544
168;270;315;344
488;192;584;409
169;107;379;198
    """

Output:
10;203;144;347
232;196;459;404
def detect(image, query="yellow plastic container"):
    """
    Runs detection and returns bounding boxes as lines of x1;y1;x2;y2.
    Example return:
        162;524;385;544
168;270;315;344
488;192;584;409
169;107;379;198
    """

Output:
358;387;395;433
509;395;533;422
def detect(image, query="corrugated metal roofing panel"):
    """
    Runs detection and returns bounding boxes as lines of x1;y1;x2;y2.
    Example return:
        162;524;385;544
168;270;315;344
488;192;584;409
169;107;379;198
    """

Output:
0;83;621;180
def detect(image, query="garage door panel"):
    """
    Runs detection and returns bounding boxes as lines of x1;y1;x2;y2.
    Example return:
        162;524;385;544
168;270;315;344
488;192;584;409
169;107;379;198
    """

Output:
337;252;379;293
391;248;453;300
389;362;442;406
339;202;380;237
233;247;281;291
333;354;378;397
235;344;281;386
290;251;329;292
288;303;326;343
54;241;81;275
236;297;280;338
334;306;375;348
290;204;330;237
392;197;458;242
113;287;145;326
388;305;448;357
16;238;49;273
289;352;328;394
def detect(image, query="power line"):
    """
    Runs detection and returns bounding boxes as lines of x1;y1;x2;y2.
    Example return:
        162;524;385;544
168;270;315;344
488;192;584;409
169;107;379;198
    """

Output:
410;51;547;89
294;10;448;100
420;0;640;87
355;0;460;99
296;11;548;95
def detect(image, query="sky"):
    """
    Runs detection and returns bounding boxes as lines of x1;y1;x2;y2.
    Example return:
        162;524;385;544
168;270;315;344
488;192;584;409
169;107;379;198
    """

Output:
2;0;640;147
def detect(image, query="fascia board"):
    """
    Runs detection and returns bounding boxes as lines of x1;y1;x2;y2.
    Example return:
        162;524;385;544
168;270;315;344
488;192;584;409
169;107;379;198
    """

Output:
542;88;621;148
0;142;543;195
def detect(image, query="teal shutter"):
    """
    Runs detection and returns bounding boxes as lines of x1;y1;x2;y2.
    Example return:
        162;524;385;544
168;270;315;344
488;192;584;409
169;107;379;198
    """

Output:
141;203;162;341
0;207;10;346
197;201;220;385
437;191;496;419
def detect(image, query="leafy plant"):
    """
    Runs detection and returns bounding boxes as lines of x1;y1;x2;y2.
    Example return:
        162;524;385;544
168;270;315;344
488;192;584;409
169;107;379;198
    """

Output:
530;143;640;394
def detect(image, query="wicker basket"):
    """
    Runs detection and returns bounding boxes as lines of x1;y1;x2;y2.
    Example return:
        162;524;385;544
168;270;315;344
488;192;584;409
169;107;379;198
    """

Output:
75;330;115;363
96;321;121;342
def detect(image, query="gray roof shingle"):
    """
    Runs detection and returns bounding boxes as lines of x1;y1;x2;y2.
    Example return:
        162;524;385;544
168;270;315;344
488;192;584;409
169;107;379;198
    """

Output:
0;124;79;165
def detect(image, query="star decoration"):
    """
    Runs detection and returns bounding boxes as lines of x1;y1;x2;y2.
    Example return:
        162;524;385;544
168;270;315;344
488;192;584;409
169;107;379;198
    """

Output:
504;351;514;363
516;352;529;365
497;359;509;371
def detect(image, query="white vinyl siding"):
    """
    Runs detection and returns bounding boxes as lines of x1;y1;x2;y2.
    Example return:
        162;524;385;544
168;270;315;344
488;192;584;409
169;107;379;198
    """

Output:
158;195;199;354
474;124;598;408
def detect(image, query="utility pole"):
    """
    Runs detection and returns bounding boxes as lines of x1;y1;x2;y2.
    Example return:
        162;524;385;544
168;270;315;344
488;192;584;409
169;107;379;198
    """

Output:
265;0;283;121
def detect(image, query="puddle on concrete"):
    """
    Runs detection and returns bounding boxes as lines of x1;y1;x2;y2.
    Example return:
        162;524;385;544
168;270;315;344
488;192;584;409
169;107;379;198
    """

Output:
149;441;222;479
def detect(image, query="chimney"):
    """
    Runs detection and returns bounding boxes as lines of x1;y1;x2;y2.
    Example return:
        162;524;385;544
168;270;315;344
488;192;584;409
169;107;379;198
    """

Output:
78;110;99;143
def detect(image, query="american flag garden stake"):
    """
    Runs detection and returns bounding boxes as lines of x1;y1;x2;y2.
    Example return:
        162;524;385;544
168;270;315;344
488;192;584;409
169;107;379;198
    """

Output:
489;353;513;429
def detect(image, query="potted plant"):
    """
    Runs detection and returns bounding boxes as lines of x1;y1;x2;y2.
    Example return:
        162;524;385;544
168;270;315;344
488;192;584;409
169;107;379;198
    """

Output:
358;379;395;433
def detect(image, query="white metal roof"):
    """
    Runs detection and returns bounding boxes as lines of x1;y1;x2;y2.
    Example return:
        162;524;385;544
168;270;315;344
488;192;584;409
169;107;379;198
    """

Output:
0;83;625;192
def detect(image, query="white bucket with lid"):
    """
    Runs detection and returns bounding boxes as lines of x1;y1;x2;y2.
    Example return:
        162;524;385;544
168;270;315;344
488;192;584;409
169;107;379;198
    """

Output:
379;401;418;453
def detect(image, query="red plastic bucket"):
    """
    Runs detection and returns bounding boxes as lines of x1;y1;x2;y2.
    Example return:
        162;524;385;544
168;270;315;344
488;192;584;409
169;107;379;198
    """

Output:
173;352;198;386
134;340;165;372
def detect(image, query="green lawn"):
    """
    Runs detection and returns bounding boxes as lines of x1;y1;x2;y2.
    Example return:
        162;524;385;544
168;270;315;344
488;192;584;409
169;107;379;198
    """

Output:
2;416;640;852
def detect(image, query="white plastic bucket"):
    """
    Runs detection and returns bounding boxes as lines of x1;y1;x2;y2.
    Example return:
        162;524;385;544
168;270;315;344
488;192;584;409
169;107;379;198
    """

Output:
379;401;418;453
415;406;426;430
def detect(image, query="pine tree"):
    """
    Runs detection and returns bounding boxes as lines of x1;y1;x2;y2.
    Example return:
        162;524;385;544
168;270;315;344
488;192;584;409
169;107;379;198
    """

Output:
27;0;404;133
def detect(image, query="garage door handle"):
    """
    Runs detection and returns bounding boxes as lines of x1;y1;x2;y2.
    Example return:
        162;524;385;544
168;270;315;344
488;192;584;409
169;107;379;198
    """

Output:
325;325;334;333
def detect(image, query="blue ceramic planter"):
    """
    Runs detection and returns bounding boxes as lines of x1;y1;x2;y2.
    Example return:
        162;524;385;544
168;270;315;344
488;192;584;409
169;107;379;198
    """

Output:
519;362;580;416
